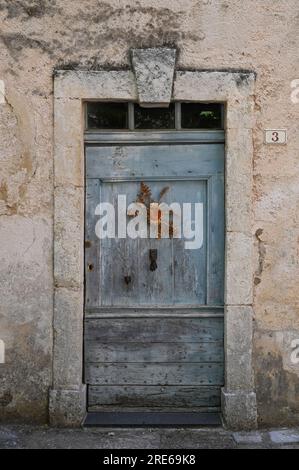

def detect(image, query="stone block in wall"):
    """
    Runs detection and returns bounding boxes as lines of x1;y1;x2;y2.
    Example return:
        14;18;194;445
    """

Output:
54;185;84;288
225;232;253;305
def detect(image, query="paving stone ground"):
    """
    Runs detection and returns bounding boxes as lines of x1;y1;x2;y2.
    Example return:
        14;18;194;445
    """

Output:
0;425;299;449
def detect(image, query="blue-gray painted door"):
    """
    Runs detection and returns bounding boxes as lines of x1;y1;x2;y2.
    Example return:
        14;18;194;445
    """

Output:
84;142;224;412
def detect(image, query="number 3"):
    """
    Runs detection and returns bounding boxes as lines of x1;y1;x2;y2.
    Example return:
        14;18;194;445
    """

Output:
272;131;279;142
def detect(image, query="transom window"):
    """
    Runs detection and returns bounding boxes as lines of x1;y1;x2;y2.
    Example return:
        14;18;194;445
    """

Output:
86;102;224;131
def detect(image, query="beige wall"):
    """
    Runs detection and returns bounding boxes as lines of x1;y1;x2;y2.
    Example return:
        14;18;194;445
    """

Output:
0;0;298;426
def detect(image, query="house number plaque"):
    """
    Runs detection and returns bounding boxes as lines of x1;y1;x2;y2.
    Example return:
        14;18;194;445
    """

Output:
265;129;287;144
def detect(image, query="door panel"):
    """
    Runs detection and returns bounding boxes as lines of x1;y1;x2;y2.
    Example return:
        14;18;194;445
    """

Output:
84;142;224;412
87;179;207;306
85;144;224;308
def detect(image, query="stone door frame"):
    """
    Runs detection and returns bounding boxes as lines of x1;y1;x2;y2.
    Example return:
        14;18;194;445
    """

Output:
50;64;257;430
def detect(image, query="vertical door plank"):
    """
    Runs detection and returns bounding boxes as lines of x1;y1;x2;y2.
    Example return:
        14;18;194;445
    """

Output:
85;179;100;307
207;174;225;305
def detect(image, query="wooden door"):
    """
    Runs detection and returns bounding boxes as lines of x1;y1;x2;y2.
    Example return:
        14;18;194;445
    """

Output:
84;141;224;413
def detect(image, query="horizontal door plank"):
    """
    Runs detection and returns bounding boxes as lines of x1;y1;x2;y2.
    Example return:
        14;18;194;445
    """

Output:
85;341;224;363
88;385;221;409
84;130;225;144
84;318;223;343
85;363;224;386
86;144;224;179
85;306;224;318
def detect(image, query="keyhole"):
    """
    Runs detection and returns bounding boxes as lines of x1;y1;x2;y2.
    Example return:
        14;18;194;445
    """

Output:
124;275;131;285
87;263;94;272
149;249;158;271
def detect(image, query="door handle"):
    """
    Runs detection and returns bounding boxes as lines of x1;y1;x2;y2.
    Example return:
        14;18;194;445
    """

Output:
149;249;158;271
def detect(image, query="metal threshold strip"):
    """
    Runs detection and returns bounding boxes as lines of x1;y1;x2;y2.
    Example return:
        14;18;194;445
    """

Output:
84;412;222;428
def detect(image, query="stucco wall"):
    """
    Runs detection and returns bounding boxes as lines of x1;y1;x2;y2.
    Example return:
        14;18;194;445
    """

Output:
0;0;298;426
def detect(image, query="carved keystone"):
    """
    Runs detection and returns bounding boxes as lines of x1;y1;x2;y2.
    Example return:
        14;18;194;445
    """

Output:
131;48;176;107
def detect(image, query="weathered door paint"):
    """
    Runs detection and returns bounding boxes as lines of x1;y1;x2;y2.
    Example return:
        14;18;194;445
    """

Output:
84;141;224;412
